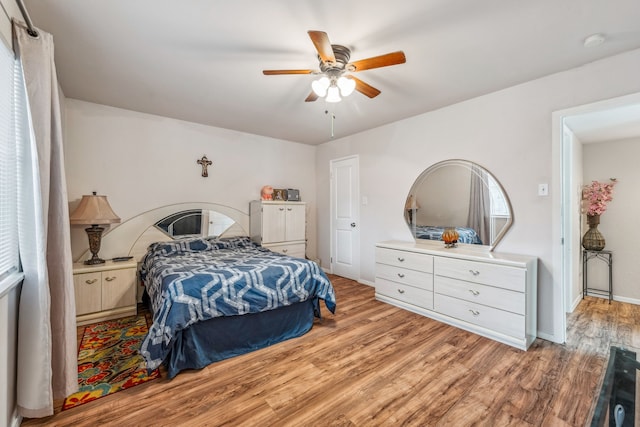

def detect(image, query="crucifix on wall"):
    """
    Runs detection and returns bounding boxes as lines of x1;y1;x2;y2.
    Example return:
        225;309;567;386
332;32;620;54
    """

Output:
197;155;212;177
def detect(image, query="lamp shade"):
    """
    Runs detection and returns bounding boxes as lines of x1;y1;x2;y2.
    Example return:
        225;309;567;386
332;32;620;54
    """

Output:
325;86;341;103
70;194;121;225
337;76;356;97
405;195;420;210
311;76;330;97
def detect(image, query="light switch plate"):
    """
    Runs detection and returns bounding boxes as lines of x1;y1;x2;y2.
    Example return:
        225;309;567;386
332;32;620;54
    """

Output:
538;183;549;196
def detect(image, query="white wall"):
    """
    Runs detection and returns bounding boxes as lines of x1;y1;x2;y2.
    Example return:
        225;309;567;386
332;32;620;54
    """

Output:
64;99;319;262
317;48;640;341
567;128;584;311
583;137;640;302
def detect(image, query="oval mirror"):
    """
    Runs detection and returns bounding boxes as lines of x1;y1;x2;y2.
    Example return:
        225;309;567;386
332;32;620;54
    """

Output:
405;159;512;251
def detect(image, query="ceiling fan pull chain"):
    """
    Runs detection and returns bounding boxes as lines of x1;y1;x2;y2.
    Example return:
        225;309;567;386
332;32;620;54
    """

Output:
329;111;335;138
331;112;335;138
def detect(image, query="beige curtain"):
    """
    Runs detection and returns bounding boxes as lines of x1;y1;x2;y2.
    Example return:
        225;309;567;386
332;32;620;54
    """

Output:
13;20;77;418
467;165;490;245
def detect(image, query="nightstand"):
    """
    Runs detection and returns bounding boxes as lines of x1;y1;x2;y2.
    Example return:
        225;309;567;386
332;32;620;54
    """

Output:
72;260;137;325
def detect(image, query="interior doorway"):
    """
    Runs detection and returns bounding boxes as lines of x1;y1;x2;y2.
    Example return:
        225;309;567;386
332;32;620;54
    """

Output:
329;155;360;280
553;92;640;344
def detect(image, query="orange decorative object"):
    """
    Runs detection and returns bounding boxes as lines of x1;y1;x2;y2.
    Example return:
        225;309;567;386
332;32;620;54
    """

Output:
261;185;274;200
442;227;459;248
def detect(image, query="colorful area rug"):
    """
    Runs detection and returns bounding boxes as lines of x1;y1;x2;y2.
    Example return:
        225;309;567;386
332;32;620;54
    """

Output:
62;315;160;410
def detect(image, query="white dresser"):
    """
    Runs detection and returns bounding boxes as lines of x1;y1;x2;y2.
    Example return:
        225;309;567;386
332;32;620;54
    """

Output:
250;201;306;258
375;240;537;350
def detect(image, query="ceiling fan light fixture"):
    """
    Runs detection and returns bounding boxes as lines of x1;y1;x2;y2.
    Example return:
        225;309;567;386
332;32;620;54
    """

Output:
312;76;330;97
337;76;356;97
264;30;406;103
326;85;341;103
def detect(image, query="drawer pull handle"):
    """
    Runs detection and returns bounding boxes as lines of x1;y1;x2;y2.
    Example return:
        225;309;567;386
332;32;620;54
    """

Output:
468;290;480;296
397;289;405;294
282;249;288;253
287;208;292;211
105;276;116;282
469;270;480;276
397;273;405;278
397;257;405;262
469;309;480;316
279;207;285;211
85;278;98;285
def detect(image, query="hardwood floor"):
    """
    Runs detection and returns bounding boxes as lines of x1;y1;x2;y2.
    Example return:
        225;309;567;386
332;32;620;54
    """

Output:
22;274;640;426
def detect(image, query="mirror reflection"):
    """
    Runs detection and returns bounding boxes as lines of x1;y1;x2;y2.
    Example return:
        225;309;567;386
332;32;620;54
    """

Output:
405;159;512;250
155;209;235;238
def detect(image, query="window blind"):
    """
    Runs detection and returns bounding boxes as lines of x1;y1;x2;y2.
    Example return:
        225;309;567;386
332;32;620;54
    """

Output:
0;41;19;282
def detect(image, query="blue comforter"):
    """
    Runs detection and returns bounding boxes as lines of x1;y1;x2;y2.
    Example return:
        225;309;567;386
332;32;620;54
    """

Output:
414;225;483;245
139;236;336;371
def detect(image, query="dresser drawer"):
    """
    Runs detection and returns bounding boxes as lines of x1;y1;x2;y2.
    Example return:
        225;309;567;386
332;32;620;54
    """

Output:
434;293;524;339
434;276;525;315
376;277;433;310
376;247;433;273
434;257;525;292
376;263;433;291
264;242;306;258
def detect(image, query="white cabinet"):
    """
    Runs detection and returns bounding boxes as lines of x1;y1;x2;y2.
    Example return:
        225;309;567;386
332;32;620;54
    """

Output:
375;240;537;350
73;260;137;325
250;201;306;258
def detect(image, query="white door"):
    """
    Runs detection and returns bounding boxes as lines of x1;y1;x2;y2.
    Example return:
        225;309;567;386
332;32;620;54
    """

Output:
330;156;360;280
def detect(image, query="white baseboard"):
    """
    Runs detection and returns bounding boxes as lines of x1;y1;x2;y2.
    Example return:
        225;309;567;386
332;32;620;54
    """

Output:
10;409;22;427
582;292;640;306
570;294;582;312
612;294;640;305
536;331;560;343
358;279;374;287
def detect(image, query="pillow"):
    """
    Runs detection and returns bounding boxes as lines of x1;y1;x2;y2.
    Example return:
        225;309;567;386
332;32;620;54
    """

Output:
206;236;256;250
147;237;214;256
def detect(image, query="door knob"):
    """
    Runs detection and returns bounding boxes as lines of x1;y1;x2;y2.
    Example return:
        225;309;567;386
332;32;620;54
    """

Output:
351;222;356;227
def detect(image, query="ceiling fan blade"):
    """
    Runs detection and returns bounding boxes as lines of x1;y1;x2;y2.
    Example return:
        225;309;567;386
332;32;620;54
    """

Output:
305;91;319;102
308;30;336;64
263;69;314;75
350;76;381;98
348;51;406;72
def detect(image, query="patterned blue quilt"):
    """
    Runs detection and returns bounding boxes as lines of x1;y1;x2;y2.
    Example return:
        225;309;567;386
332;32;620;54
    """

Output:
139;236;336;371
414;225;483;245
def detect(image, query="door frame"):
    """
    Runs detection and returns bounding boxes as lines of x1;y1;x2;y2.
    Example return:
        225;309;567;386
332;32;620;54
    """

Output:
551;91;640;344
329;154;360;280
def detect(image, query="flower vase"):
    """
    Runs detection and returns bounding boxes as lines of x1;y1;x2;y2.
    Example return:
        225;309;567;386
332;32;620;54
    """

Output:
582;214;605;251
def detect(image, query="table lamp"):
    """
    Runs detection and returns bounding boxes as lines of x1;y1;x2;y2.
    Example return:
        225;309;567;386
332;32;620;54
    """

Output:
405;195;420;224
70;192;121;265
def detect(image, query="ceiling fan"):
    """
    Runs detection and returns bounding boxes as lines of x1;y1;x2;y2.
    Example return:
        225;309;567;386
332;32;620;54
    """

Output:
263;30;406;103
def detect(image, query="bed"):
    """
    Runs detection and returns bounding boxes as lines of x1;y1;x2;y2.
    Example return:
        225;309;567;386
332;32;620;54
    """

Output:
139;236;336;378
414;225;483;245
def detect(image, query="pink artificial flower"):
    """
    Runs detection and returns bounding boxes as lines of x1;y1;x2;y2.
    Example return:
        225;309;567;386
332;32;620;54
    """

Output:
581;179;617;216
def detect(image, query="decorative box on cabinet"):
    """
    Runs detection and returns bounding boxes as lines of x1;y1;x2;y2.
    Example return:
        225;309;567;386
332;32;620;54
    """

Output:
375;240;537;350
250;201;306;258
72;260;137;326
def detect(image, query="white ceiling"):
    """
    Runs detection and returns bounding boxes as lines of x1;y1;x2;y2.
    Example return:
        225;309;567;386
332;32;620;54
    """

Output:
566;103;640;144
21;0;640;145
